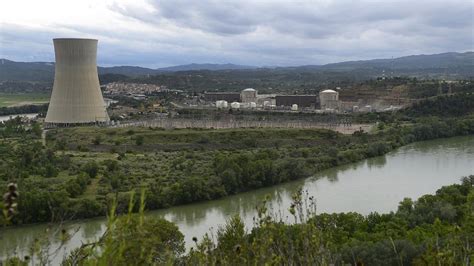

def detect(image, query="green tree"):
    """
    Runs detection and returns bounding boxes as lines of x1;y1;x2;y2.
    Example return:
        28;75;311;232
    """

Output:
85;215;184;265
135;135;144;146
83;161;99;178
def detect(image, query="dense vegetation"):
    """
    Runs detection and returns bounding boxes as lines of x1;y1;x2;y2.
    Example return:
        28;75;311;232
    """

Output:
173;179;474;265
4;177;472;265
404;93;474;117
0;92;473;264
0;104;47;116
1;108;473;225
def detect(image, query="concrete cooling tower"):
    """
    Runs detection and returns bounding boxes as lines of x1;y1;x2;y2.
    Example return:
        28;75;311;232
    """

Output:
45;38;109;125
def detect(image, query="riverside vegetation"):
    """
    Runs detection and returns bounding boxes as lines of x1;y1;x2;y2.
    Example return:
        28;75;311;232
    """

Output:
2;177;473;265
0;94;473;225
0;93;473;265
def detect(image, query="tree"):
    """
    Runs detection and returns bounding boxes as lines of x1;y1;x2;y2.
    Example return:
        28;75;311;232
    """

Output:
31;122;42;138
83;161;99;178
93;135;102;145
95;215;184;265
135;135;144;146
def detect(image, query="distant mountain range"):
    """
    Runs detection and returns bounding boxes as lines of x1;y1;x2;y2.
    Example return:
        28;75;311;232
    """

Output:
158;63;257;72
0;60;259;81
1;52;472;82
308;52;474;71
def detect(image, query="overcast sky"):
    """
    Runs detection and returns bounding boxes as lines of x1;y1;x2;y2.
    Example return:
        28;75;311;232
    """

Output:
1;0;473;67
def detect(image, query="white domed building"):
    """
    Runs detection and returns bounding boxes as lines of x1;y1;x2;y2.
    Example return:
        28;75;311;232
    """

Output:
319;89;340;110
240;88;257;103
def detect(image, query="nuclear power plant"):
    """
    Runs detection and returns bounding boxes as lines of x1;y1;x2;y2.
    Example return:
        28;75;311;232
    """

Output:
45;38;109;126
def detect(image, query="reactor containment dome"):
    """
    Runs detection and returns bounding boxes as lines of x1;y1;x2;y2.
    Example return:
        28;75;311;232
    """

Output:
45;38;109;126
319;89;339;110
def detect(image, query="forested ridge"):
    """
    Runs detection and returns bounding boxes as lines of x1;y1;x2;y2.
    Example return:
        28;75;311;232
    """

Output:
404;93;474;117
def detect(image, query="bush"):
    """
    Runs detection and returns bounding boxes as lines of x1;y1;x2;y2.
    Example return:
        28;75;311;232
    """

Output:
135;135;144;146
93;136;102;145
93;215;184;264
83;161;99;178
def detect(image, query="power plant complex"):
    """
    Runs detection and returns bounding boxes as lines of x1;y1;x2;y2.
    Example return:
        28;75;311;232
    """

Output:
45;38;109;126
205;88;341;112
42;37;380;128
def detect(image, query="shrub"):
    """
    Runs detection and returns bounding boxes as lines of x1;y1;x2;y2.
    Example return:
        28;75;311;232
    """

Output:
135;135;144;146
83;161;99;178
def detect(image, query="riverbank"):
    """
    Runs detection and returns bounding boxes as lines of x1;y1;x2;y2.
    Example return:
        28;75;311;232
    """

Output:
0;114;472;227
1;135;473;264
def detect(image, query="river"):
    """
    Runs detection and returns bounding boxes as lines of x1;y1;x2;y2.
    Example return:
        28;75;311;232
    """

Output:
0;113;38;122
1;135;473;263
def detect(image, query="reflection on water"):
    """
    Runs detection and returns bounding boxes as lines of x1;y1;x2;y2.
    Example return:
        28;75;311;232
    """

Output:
81;219;105;239
1;135;473;264
366;155;387;169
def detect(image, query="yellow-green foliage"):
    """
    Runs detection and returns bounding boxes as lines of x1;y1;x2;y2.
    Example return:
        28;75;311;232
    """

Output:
53;178;474;265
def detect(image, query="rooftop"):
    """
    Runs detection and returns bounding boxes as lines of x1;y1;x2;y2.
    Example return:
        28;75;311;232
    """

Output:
321;89;337;93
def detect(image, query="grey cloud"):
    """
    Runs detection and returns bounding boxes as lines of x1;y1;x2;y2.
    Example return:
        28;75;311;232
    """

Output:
120;0;472;39
1;0;473;67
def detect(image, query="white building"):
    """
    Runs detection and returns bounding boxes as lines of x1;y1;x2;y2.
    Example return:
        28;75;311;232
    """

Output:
241;88;257;103
230;102;240;109
216;100;228;108
319;89;340;110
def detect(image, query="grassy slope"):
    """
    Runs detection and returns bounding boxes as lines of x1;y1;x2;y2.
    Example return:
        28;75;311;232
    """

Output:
0;92;50;107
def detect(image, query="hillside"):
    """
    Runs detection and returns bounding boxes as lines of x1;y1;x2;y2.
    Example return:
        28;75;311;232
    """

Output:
321;52;474;70
0;60;257;81
1;52;472;82
158;63;257;71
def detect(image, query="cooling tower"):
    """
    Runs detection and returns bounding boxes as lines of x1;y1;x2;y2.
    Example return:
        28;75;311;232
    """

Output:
45;38;109;125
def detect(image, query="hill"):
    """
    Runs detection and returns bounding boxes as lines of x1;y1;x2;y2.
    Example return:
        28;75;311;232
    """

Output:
158;63;257;72
0;60;257;81
1;52;472;82
320;52;474;70
0;59;55;82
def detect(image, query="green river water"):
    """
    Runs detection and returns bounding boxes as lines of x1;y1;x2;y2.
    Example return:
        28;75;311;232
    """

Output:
1;135;473;263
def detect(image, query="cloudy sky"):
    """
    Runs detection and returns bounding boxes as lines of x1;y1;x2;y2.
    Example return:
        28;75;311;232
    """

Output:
1;0;473;67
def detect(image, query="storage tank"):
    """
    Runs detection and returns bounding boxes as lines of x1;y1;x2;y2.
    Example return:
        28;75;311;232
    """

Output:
230;102;240;109
241;88;257;103
45;38;109;125
250;102;257;108
319;89;339;110
291;104;298;111
216;100;228;108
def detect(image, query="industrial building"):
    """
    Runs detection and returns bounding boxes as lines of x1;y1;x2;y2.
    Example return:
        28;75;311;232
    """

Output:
45;38;109;125
205;88;343;112
319;89;340;110
240;88;257;103
204;92;240;102
230;102;240;109
215;100;228;108
275;95;318;108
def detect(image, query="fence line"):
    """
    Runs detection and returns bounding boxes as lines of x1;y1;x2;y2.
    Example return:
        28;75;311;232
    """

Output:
113;118;372;134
